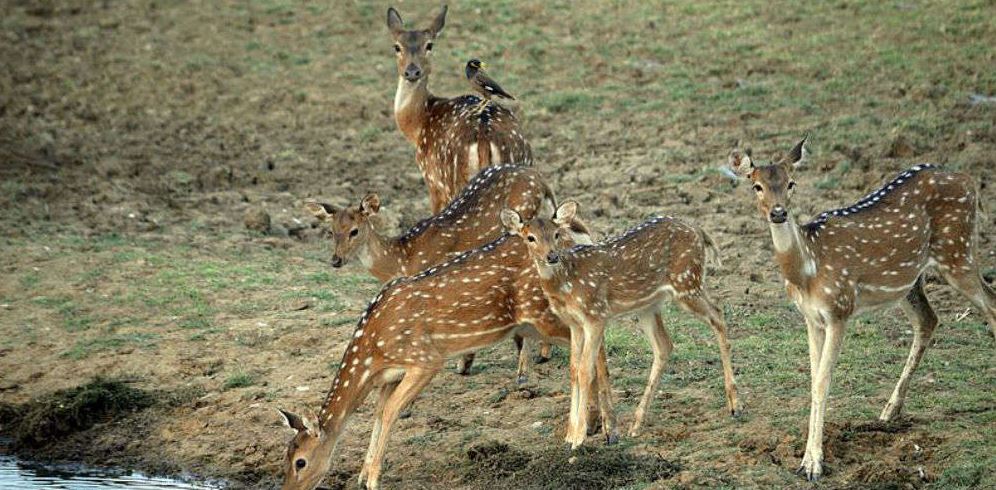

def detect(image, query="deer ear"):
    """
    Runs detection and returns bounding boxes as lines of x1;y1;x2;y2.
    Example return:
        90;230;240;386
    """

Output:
728;146;754;177
428;5;447;36
359;194;380;216
500;208;524;235
303;200;335;221
782;134;809;170
387;7;404;36
278;409;309;433
553;201;579;225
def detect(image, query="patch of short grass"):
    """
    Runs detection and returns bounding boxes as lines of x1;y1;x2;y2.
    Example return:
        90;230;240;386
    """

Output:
223;370;256;390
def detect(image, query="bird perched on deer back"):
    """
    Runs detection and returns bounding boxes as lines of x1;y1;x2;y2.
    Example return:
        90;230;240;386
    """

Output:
466;59;514;110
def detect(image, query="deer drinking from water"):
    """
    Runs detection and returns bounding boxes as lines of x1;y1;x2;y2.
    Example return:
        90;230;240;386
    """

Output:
304;165;570;381
502;202;740;449
388;5;532;213
729;136;995;481
277;216;619;490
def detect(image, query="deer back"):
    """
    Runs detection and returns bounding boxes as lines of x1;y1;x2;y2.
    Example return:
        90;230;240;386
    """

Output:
416;96;532;211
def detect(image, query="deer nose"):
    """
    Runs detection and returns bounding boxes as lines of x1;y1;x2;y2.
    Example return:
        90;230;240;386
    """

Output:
403;64;422;82
546;252;560;264
769;206;788;224
330;256;344;268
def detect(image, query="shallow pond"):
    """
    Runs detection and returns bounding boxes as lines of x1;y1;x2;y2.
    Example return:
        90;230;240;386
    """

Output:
0;455;221;489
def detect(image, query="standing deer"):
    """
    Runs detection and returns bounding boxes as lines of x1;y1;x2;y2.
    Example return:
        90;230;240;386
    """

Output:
501;203;740;449
303;165;577;381
277;221;618;490
729;136;995;480
388;5;532;213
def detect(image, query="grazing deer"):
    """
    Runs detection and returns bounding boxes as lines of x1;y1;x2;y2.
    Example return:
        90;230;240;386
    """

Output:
501;203;740;449
388;5;532;213
729;136;995;481
278;220;618;490
303;165;575;381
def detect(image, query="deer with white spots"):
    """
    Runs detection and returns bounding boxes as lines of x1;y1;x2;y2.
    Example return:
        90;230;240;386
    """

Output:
501;202;740;449
729;135;995;481
388;5;532;213
277;210;615;490
303;165;567;382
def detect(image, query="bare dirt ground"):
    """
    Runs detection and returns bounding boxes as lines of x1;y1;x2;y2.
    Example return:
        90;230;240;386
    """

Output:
1;1;993;489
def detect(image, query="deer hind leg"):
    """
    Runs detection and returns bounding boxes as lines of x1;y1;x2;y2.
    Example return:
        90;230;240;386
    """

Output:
359;380;400;486
630;311;674;437
456;353;475;375
881;277;939;422
537;341;552;363
362;367;437;490
514;334;530;385
677;294;741;416
938;265;996;340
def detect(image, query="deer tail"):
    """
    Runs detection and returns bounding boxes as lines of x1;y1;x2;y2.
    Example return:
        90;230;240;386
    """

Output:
699;229;723;269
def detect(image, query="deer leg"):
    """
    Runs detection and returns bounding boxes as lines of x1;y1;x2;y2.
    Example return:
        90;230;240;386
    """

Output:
799;319;845;482
630;312;673;437
536;341;552;363
565;323;586;448
679;295;741;416
363;367;437;490
593;344;619;444
940;269;996;340
881;278;938;421
359;380;399;486
567;321;604;449
514;334;530;385
456;353;474;376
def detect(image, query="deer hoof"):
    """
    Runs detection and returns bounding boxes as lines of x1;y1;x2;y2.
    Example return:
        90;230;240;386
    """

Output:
516;374;528;385
605;431;620;446
533;355;550;364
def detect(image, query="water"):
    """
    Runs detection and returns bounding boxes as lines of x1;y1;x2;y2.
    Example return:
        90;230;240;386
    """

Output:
0;456;221;489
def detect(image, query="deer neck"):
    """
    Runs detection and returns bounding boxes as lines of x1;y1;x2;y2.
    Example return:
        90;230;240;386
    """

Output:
361;231;407;282
768;217;817;288
394;76;431;144
316;346;380;441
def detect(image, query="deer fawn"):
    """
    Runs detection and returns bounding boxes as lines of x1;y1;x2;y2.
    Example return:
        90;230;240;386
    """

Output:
388;5;532;213
303;165;574;382
502;202;740;449
729;136;995;480
278;219;619;490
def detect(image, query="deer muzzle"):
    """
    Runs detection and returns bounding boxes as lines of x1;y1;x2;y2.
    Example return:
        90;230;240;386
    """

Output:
330;255;344;268
769;206;788;224
546;251;560;264
403;63;423;82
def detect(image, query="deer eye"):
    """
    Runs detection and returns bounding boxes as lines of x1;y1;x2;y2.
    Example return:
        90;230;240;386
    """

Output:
295;458;307;470
527;235;536;243
349;229;359;237
393;44;401;53
425;42;433;51
788;181;797;190
554;232;560;241
752;184;763;193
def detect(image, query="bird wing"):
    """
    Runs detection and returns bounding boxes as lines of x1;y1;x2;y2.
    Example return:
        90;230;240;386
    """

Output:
476;73;515;100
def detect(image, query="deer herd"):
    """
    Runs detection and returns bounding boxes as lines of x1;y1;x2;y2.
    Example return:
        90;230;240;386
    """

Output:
276;6;995;490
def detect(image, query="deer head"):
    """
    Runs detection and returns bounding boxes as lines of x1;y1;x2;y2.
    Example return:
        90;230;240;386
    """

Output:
729;135;808;224
387;5;447;83
304;194;381;268
502;201;582;275
278;409;335;490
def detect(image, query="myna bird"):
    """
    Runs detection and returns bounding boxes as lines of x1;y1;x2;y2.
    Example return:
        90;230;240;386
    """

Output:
465;59;515;108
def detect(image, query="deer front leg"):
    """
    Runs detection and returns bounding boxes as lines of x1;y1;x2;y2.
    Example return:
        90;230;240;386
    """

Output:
514;334;530;385
593;344;619;444
359;381;399;487
565;323;586;448
363;367;437;490
799;319;845;482
567;320;605;449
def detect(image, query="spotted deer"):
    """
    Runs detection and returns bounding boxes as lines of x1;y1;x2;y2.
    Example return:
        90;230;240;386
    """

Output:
388;5;532;213
277;222;619;490
502;203;740;449
304;166;580;381
729;136;995;481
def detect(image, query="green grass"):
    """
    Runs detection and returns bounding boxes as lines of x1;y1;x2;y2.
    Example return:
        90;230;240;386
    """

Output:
62;333;158;360
223;370;256;390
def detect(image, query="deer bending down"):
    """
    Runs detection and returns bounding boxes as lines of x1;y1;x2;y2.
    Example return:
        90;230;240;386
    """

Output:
278;220;618;490
304;165;575;382
502;203;740;449
388;5;532;213
729;136;995;481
